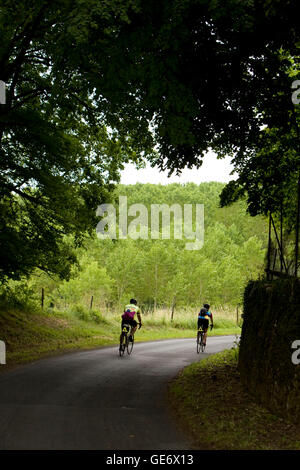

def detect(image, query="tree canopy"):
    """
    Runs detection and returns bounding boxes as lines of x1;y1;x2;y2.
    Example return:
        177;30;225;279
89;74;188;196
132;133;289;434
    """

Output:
86;0;299;170
0;0;148;281
0;0;299;281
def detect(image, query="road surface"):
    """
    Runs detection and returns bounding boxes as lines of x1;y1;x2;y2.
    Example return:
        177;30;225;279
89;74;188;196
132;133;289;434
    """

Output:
0;336;235;450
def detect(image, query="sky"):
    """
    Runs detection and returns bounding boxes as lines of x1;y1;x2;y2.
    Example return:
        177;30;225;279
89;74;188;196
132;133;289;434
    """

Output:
120;151;237;185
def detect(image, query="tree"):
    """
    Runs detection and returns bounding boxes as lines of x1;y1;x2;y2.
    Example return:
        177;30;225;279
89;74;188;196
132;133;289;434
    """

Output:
87;0;299;171
105;239;143;308
59;258;114;309
220;55;300;223
89;0;299;255
0;0;147;282
219;54;300;277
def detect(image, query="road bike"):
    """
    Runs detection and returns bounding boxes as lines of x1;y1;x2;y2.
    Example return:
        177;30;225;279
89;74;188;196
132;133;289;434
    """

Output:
119;322;142;357
119;323;134;356
196;326;206;353
196;324;213;353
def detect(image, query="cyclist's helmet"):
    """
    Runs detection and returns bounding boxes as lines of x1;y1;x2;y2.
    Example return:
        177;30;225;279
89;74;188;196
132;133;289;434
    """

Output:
130;298;137;305
203;303;210;310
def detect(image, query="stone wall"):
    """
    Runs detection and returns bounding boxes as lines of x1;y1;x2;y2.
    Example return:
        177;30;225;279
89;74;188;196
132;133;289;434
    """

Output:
239;279;300;422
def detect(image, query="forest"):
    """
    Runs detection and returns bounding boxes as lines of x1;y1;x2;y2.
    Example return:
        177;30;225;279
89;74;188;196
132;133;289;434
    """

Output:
1;182;267;316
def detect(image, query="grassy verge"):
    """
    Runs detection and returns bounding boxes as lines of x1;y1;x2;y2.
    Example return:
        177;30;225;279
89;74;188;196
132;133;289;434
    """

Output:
0;307;118;367
0;304;240;369
168;348;300;450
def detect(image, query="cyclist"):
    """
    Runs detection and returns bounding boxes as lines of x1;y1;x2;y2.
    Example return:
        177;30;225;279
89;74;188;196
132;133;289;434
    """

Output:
120;299;142;346
197;303;214;347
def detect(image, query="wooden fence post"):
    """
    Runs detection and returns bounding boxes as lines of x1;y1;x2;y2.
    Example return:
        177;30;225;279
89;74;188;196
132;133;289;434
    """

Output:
171;296;176;322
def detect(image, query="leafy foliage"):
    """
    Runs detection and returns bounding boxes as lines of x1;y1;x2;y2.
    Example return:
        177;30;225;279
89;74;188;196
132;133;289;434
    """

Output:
220;55;300;224
0;0;147;282
86;0;299;171
22;183;267;310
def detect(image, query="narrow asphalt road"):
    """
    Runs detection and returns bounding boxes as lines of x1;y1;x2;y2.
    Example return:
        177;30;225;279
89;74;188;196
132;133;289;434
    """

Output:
0;336;235;450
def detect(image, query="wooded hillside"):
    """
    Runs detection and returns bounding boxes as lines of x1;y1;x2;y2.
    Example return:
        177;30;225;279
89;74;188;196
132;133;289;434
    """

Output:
2;182;267;312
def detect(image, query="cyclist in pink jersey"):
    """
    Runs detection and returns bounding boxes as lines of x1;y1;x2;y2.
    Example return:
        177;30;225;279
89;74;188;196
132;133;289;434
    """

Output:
120;298;142;344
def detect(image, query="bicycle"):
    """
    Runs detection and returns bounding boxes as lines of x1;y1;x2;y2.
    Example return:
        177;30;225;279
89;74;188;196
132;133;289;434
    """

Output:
119;323;134;356
196;326;206;353
196;324;213;353
119;322;141;357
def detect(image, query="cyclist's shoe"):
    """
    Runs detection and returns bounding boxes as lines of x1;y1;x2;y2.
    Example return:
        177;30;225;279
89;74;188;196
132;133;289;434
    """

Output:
129;335;134;342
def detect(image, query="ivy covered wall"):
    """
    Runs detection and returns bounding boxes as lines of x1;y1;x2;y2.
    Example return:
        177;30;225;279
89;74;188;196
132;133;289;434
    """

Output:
239;279;300;422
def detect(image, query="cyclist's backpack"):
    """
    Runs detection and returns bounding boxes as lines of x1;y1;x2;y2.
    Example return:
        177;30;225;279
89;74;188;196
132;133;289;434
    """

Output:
122;305;137;321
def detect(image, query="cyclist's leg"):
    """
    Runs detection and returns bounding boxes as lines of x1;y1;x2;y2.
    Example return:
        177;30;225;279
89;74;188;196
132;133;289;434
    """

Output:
119;321;123;344
197;318;203;342
129;320;138;340
203;319;209;345
120;321;128;347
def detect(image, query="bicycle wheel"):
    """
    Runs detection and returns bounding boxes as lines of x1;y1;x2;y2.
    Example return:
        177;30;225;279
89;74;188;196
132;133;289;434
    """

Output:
119;333;126;357
127;334;134;355
200;335;206;353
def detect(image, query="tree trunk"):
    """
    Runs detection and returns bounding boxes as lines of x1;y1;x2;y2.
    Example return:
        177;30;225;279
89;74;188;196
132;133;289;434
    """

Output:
171;295;176;322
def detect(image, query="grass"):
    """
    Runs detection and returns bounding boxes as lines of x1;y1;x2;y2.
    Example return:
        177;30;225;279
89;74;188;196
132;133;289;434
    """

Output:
0;307;119;366
138;305;241;339
168;348;300;450
0;303;240;369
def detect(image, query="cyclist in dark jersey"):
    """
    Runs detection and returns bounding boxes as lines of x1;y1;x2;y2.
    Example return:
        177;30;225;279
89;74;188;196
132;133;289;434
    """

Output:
197;303;214;347
120;298;142;344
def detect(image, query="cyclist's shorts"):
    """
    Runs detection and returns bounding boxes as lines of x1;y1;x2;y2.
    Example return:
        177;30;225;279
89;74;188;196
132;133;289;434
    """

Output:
198;318;209;331
121;318;137;329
